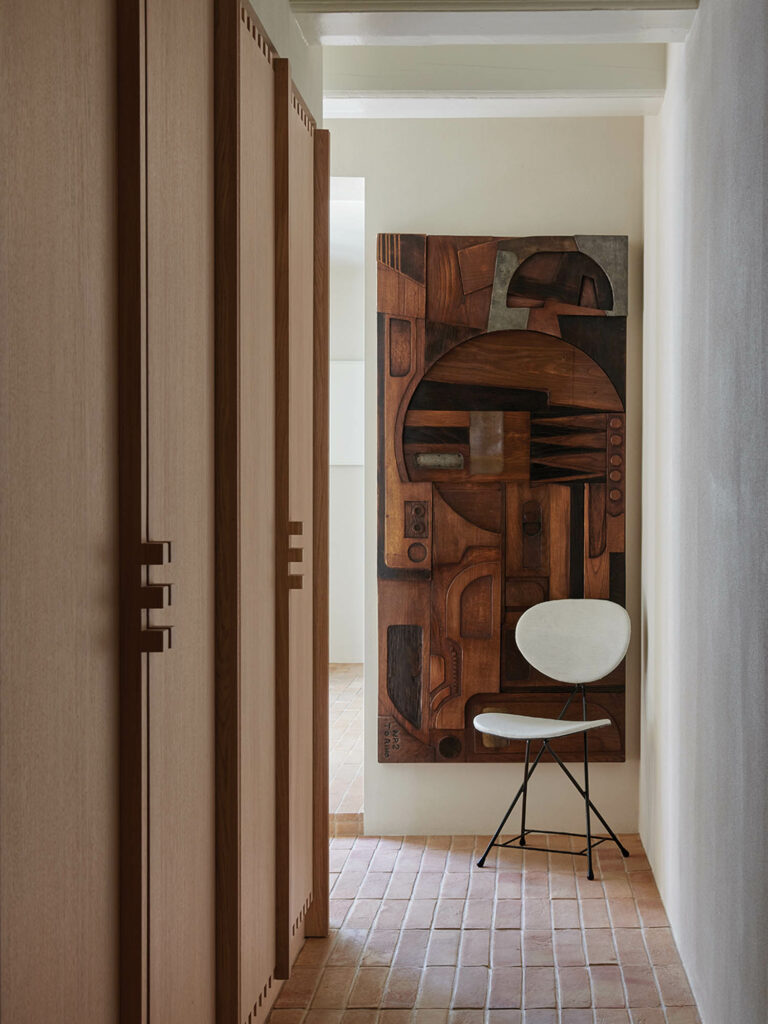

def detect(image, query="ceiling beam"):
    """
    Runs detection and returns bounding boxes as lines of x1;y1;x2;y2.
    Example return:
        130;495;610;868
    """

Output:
322;41;665;117
295;7;697;45
294;1;696;9
324;94;663;117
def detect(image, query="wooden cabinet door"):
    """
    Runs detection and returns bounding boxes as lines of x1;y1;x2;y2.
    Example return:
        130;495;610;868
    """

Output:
118;1;216;1020
238;10;280;1022
215;21;329;1014
1;2;120;1020
215;8;289;1021
144;0;216;1020
274;57;320;978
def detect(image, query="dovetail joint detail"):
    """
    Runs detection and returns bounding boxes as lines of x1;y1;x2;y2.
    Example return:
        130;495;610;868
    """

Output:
291;91;315;136
290;892;314;936
241;5;275;63
244;972;274;1024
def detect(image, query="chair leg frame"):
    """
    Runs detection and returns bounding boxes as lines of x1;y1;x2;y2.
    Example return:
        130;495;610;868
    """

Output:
476;685;629;876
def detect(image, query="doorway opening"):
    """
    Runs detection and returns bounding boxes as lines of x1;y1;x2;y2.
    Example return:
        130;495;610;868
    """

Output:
329;176;366;834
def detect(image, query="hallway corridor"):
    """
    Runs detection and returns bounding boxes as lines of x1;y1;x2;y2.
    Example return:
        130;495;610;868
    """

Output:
330;664;364;833
268;833;699;1023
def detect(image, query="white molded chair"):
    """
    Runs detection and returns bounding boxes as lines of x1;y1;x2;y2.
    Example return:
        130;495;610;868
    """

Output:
474;599;631;879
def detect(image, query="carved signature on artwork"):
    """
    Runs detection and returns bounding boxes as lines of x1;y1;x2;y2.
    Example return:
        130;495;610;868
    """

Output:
382;720;402;760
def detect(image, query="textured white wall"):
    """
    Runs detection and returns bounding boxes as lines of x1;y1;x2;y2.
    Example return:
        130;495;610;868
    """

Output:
328;115;644;836
641;4;768;1021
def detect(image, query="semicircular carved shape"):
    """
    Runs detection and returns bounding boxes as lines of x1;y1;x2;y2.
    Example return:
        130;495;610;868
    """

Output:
400;329;622;487
507;250;614;311
421;330;622;413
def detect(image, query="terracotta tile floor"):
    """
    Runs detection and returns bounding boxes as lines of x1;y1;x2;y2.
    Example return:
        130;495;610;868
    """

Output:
330;664;364;815
269;833;701;1024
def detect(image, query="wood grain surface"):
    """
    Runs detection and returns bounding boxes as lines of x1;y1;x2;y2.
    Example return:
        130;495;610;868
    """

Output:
305;127;331;940
145;0;217;1018
239;8;280;1019
378;235;628;764
214;0;241;1019
2;1;121;1019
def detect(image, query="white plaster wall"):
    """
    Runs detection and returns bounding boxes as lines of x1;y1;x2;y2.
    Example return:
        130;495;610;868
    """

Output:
327;116;644;836
641;3;768;1020
329;186;366;662
330;361;365;466
329;363;365;663
329;466;365;663
330;191;366;361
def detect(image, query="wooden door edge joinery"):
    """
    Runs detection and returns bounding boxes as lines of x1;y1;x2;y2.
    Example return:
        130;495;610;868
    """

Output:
214;0;241;1021
117;0;148;1020
273;52;291;983
305;126;331;939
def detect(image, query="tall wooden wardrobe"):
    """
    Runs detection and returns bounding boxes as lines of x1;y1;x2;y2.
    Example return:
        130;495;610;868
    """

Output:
0;1;329;1022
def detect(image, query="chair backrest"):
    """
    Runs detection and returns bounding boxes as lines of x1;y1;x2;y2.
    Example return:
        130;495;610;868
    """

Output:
515;599;630;685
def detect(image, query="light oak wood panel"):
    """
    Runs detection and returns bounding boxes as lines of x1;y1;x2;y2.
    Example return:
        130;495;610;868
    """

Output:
287;80;317;974
0;1;120;1019
239;8;280;1021
274;57;317;977
145;0;216;1019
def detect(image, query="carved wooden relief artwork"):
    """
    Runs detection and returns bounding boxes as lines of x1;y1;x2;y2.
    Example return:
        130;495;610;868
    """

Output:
378;234;628;763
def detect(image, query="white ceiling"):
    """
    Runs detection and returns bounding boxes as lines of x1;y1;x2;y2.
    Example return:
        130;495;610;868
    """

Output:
305;2;697;120
323;41;666;116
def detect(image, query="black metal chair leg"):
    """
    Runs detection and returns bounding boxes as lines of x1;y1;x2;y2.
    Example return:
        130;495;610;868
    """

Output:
544;742;630;858
519;740;531;847
580;687;594;879
581;684;598;876
482;689;576;862
477;750;540;867
476;685;629;877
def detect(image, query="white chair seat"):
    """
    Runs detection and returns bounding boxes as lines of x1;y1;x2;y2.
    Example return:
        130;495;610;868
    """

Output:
473;711;611;742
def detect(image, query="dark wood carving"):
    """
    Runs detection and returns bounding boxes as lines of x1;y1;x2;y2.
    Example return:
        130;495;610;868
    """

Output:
378;234;628;762
387;625;423;728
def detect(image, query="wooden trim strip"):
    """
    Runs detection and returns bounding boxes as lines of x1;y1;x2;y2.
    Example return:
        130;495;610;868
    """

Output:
214;0;241;1020
273;54;292;982
117;0;148;1019
305;128;330;939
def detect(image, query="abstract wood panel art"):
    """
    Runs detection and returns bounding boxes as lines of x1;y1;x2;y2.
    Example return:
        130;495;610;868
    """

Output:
377;234;628;763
